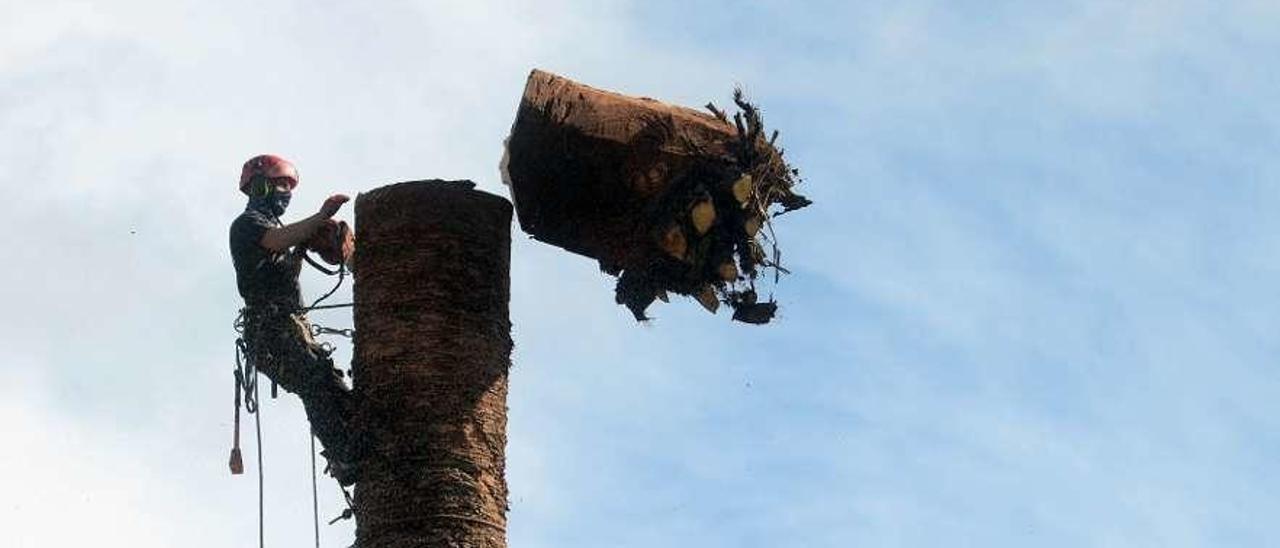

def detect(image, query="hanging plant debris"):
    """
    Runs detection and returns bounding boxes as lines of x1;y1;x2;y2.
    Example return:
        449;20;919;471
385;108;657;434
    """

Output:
502;69;812;324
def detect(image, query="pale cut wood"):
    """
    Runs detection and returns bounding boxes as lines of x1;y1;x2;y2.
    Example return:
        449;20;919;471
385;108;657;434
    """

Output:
691;199;716;235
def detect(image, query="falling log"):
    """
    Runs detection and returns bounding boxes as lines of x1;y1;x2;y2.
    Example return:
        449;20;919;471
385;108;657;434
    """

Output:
351;180;513;548
504;69;740;271
504;69;810;323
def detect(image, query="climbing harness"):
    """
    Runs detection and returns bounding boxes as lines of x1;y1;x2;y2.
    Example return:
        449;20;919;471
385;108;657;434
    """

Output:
229;250;357;547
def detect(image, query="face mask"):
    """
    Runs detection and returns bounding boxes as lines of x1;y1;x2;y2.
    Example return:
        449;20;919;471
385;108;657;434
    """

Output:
249;190;291;217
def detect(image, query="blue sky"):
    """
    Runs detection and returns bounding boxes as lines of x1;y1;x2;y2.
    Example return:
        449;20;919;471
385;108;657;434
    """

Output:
2;1;1278;546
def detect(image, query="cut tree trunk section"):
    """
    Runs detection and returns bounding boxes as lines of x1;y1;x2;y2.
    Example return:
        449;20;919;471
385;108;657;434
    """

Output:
504;69;810;323
351;180;513;548
504;69;741;270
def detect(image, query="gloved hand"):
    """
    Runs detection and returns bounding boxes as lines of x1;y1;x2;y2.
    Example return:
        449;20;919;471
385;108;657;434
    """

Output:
305;218;355;265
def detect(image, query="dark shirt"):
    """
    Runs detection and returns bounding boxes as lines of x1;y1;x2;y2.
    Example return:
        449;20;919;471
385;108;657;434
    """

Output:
230;208;303;309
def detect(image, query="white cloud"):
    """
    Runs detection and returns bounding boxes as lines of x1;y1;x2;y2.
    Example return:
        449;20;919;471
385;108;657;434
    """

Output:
4;1;1280;546
1;368;190;546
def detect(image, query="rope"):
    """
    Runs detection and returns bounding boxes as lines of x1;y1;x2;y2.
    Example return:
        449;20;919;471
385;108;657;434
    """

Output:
307;262;347;310
254;369;265;548
304;261;355;340
303;252;343;276
235;342;258;414
232;310;266;548
303;302;354;312
311;433;320;548
328;487;356;525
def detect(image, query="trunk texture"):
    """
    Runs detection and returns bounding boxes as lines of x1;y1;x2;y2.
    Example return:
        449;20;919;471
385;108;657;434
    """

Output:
351;180;513;548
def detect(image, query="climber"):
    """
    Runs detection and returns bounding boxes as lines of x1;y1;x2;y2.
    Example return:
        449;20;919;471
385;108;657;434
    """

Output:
229;153;359;485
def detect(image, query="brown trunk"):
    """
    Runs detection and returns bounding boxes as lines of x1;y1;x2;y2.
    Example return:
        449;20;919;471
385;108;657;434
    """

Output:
350;180;513;548
504;68;739;272
503;70;809;323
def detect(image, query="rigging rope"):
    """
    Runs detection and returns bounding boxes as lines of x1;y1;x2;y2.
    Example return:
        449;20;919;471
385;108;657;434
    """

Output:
303;302;354;312
306;261;347;310
254;375;265;548
311;433;320;548
303;256;355;337
232;311;266;548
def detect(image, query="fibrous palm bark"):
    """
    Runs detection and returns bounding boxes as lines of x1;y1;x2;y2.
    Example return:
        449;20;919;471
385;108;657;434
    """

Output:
351;180;512;548
504;69;809;323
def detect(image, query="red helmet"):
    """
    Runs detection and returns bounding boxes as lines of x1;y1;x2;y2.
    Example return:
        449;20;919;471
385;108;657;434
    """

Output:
239;154;299;194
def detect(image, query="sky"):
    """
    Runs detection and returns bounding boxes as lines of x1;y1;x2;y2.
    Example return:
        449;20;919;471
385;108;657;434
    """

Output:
2;0;1279;546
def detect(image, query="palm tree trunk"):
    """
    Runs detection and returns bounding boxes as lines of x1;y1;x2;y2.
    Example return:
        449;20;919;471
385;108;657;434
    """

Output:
351;180;512;548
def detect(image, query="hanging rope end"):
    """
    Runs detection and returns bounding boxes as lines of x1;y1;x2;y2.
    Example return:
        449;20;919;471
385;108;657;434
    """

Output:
229;447;245;475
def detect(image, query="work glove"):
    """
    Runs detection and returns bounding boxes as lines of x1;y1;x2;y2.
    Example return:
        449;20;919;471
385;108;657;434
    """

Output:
306;218;355;266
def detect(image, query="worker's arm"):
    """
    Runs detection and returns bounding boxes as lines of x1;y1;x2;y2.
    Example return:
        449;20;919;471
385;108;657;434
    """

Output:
260;194;350;252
